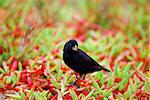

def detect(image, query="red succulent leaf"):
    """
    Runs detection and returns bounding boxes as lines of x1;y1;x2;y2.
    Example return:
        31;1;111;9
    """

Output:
43;20;53;28
140;96;148;100
60;0;67;5
96;95;103;100
109;62;114;71
36;69;43;75
136;85;143;96
75;34;86;42
81;89;88;96
67;85;77;90
88;23;102;31
102;29;116;36
120;82;129;94
76;79;87;87
13;87;20;91
12;60;18;70
63;94;72;100
34;45;39;51
27;76;33;87
44;69;49;76
0;88;4;92
12;26;24;37
6;72;11;76
20;74;27;82
0;46;6;54
135;72;145;82
22;60;29;68
99;55;106;61
21;70;27;74
51;49;59;55
66;22;74;28
112;90;119;99
73;17;88;41
145;92;150;97
5;84;12;89
114;78;121;83
112;89;119;95
50;94;58;100
37;79;47;83
49;86;56;91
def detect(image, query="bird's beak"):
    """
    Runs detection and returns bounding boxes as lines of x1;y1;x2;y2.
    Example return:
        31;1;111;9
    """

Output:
72;45;78;51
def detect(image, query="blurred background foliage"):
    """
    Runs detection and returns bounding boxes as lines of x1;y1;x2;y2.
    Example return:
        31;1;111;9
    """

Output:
0;0;149;60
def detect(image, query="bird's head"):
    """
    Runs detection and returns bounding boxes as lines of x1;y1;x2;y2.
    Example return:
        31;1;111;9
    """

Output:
63;39;78;53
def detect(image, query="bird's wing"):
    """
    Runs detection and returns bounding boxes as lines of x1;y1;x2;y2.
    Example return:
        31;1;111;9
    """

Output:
75;49;100;67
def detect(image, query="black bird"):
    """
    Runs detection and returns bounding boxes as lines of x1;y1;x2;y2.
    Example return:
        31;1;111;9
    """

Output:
63;39;110;85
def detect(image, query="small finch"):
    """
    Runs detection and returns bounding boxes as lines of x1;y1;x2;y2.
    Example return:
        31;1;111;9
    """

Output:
63;39;110;85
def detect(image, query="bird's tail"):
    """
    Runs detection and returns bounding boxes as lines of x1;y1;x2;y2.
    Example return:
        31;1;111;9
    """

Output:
95;66;110;72
99;65;110;72
102;67;110;72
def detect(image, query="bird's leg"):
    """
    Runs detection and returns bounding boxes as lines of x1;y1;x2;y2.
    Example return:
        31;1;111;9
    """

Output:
83;74;86;79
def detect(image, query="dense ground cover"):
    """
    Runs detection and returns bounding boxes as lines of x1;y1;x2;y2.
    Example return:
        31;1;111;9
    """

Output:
0;0;149;99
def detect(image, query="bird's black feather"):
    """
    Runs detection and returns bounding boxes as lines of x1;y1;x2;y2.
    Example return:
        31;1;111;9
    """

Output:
63;39;110;76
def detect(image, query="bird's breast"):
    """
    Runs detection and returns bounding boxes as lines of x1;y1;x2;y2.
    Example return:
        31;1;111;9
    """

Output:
63;53;74;66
